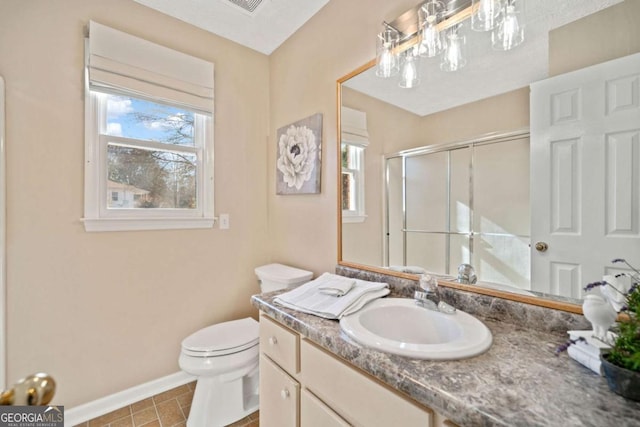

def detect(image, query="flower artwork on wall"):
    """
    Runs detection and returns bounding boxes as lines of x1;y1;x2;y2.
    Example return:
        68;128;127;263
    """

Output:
276;113;322;195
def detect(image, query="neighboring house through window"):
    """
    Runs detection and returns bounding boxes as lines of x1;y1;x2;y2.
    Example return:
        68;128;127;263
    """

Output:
108;180;150;208
84;21;214;231
341;107;369;223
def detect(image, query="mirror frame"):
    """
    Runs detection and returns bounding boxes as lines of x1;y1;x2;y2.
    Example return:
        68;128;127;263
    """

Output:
336;62;582;315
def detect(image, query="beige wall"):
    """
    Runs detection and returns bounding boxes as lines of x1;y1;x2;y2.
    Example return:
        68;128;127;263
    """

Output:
412;88;529;149
550;0;640;76
0;0;270;406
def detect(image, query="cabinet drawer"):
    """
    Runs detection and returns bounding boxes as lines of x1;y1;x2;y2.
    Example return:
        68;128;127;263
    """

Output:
301;339;432;427
259;354;299;427
301;388;351;427
260;314;300;374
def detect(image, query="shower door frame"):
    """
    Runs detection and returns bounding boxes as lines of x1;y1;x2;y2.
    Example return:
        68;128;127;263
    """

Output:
383;129;530;278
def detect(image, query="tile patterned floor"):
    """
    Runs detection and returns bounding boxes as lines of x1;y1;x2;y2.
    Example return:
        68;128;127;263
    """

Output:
74;381;259;427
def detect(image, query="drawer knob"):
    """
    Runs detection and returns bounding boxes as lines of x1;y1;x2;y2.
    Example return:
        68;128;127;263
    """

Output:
280;388;290;399
269;336;278;346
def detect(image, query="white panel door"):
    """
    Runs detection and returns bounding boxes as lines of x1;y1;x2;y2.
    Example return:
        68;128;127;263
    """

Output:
530;53;640;297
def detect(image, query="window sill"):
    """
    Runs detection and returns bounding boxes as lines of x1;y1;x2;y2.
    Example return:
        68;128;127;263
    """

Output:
342;214;367;224
82;217;215;232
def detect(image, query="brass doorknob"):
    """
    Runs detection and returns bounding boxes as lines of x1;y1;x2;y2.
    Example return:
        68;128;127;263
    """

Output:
535;242;548;252
0;373;55;405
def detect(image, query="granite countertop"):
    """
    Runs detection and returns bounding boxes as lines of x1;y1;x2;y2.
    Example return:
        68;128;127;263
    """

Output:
251;292;640;427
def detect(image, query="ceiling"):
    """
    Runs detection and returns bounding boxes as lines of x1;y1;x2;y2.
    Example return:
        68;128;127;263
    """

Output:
344;0;622;117
133;0;330;55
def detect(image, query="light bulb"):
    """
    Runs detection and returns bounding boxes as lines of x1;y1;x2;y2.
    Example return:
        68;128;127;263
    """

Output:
376;27;399;78
399;50;420;89
441;28;466;72
377;44;397;78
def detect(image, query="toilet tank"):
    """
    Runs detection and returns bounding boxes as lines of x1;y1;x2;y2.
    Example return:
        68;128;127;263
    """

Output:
255;263;313;293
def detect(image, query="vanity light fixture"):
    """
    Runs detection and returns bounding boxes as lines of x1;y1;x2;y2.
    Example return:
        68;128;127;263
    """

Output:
375;0;525;88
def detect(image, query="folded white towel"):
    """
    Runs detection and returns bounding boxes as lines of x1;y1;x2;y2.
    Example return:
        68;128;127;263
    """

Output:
318;276;355;297
274;273;389;319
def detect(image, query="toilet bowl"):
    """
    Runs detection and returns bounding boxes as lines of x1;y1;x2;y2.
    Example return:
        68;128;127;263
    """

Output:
179;318;260;427
179;264;312;427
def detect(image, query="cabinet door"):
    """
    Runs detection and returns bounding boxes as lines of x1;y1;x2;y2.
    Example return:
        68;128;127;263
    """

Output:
301;339;432;426
260;354;299;427
301;388;351;427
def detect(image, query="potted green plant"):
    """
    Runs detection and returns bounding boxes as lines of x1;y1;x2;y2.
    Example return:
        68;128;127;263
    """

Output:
578;259;640;401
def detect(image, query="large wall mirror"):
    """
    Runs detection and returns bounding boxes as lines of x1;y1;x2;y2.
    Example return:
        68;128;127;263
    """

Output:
337;0;640;313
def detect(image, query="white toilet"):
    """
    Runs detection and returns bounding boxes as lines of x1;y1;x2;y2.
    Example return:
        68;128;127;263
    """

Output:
179;263;312;427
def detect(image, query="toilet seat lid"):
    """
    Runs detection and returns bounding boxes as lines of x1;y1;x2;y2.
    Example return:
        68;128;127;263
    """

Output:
182;317;259;353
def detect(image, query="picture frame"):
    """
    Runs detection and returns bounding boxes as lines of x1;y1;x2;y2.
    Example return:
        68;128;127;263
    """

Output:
276;113;322;195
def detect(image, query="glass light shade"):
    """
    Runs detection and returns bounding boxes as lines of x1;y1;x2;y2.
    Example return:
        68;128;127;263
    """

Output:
492;0;524;51
440;26;467;72
471;0;502;32
399;49;420;89
418;1;444;57
376;26;400;78
419;16;444;58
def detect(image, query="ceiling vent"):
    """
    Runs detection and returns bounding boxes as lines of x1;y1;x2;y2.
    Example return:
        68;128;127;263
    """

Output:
225;0;264;14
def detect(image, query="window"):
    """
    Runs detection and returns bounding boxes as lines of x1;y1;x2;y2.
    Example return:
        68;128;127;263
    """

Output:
341;143;366;221
84;21;214;231
341;107;369;223
97;92;205;212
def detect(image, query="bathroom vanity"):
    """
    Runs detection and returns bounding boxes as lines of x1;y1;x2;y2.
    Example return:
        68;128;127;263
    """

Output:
258;313;448;427
252;274;640;427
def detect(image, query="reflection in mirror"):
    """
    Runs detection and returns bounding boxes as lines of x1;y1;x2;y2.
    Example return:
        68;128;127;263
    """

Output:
384;132;532;296
338;1;640;312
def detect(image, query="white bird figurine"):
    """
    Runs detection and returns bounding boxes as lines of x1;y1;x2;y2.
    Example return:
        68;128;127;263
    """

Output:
582;294;617;341
601;275;631;312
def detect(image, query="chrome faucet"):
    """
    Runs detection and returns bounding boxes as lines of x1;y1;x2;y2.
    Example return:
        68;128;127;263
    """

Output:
457;263;477;284
414;274;456;314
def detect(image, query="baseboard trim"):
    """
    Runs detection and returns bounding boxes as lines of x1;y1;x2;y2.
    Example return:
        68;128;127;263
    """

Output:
64;371;195;426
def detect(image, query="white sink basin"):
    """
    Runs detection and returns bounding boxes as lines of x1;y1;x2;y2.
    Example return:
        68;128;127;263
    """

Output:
340;298;492;360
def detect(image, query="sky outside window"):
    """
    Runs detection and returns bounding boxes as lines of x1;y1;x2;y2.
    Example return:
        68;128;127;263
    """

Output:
104;94;195;146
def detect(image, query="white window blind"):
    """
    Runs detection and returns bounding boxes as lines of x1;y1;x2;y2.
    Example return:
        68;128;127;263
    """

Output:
341;107;369;148
86;20;214;113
